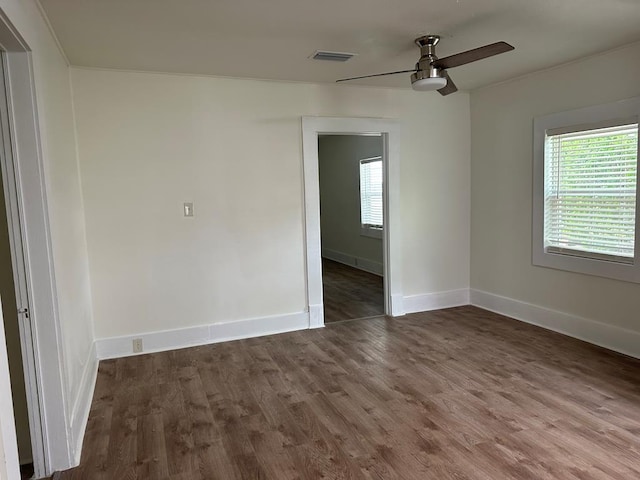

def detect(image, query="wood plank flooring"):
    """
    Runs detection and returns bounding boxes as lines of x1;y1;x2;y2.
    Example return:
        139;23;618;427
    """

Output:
60;306;640;479
322;259;384;323
20;463;34;480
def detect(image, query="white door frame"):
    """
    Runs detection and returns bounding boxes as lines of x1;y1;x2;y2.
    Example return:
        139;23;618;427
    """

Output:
0;48;46;473
301;116;404;327
0;10;73;477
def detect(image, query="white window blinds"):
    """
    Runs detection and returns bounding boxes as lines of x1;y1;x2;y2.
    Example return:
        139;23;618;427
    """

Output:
544;122;639;263
360;157;383;227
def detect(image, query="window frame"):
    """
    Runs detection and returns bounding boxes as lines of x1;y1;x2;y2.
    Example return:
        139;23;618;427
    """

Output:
359;155;384;239
533;97;640;283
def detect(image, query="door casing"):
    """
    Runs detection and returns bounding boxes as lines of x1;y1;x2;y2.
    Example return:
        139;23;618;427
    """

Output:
301;116;404;327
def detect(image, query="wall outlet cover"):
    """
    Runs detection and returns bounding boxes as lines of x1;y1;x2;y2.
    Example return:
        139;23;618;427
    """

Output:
132;338;143;353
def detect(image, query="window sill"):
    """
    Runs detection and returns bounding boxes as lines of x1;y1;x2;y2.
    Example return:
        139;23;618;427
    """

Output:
532;248;640;283
360;226;383;239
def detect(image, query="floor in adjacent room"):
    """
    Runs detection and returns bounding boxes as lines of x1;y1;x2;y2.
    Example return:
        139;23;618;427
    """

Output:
322;258;384;323
59;306;640;479
20;463;33;480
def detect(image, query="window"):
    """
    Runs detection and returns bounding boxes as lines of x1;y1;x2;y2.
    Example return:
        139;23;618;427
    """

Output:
545;122;638;262
359;156;383;237
533;97;640;282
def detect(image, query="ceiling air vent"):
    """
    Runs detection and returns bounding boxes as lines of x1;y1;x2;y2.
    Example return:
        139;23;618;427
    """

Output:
311;50;356;62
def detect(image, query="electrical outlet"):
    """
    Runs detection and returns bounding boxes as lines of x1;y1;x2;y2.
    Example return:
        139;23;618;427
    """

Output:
132;338;143;353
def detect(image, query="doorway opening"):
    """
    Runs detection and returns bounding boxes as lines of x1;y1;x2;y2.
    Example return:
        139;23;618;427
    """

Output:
302;116;404;328
0;51;41;479
0;160;33;479
318;134;385;323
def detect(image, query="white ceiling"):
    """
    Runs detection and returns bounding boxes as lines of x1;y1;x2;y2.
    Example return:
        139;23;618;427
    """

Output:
39;0;640;91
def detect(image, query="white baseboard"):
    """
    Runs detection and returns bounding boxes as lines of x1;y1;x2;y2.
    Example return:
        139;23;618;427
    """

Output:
95;311;309;360
390;294;405;317
322;248;383;276
403;288;470;314
470;289;640;360
308;304;324;329
69;341;98;465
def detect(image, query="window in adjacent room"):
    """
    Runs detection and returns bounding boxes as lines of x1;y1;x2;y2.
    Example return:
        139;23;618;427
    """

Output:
533;97;640;282
359;156;383;238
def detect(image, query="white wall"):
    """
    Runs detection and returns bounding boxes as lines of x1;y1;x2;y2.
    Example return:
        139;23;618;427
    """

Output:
319;135;383;272
70;68;471;341
470;42;640;334
0;0;95;468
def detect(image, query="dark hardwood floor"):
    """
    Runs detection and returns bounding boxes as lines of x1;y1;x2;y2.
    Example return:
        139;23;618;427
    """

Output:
60;306;640;479
20;463;34;480
322;258;384;323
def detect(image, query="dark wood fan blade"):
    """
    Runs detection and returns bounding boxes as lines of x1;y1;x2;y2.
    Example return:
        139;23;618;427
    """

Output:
336;69;416;83
432;41;514;70
438;72;458;96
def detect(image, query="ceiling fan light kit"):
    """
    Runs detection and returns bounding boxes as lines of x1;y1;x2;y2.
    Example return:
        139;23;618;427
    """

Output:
336;34;514;96
411;72;447;91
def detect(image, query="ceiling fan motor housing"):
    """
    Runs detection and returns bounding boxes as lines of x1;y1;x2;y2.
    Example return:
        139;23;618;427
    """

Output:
411;35;447;90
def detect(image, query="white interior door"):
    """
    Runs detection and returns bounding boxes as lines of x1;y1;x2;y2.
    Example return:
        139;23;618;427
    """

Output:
0;51;46;476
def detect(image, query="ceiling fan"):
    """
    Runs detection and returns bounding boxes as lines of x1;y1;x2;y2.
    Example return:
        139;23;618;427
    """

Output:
336;35;514;95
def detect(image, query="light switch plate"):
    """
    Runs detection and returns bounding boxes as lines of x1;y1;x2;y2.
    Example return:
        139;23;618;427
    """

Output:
184;202;194;217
